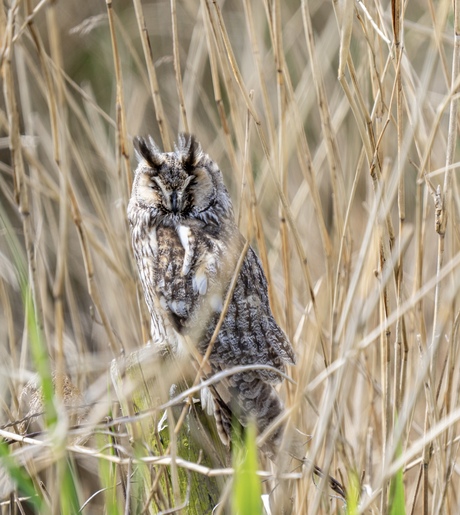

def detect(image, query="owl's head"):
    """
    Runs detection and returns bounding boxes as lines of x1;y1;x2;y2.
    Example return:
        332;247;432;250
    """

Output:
128;134;233;227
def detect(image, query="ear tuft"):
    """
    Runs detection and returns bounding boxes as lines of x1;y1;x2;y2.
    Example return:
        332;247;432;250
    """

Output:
176;133;203;170
134;136;165;169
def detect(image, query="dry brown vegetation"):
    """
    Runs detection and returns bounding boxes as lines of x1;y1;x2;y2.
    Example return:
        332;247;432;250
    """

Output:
1;0;460;513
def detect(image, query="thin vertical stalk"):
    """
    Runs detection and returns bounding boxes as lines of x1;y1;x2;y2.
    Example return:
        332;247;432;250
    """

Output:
171;0;189;133
200;0;239;174
3;2;44;344
442;0;460;245
241;0;276;143
301;0;346;361
68;188;119;357
46;2;68;402
392;0;406;423
334;31;395;515
106;0;132;191
132;0;172;150
272;0;293;339
427;0;460;509
301;0;345;242
435;312;460;514
426;23;460;389
208;0;259;124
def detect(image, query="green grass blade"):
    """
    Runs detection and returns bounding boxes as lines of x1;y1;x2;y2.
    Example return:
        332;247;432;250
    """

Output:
0;440;43;511
389;440;406;515
23;284;57;427
97;433;121;515
1;205;56;427
232;422;263;515
59;458;81;515
346;470;360;515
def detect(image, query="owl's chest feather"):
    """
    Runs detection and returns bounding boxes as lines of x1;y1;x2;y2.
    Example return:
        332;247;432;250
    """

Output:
143;225;190;293
136;222;225;335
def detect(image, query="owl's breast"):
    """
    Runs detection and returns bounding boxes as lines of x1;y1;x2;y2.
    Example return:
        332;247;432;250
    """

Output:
134;219;231;348
153;225;205;332
155;225;187;272
155;224;189;284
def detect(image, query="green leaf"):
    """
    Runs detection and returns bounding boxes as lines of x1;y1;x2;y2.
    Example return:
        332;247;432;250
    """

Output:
1;205;56;427
346;470;360;515
389;440;406;515
0;439;43;511
59;458;81;515
23;284;56;427
97;433;122;515
232;421;263;515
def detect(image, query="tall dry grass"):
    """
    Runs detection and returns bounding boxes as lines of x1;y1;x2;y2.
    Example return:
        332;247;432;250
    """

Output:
1;0;460;513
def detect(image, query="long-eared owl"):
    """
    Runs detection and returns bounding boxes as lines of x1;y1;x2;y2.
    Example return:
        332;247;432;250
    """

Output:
127;134;295;456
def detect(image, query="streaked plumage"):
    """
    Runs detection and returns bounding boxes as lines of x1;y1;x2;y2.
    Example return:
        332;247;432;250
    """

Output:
128;134;295;455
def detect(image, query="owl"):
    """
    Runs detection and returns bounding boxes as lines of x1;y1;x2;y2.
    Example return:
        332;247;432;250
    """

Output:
127;134;295;457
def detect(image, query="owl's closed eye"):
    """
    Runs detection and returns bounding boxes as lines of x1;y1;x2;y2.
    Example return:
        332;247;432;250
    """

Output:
132;135;220;223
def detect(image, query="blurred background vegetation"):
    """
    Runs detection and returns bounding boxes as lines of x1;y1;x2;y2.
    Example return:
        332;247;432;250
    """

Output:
1;0;460;513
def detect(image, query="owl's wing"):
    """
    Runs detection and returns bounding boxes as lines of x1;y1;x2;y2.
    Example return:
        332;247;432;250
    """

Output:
197;248;296;456
204;247;296;383
152;226;295;380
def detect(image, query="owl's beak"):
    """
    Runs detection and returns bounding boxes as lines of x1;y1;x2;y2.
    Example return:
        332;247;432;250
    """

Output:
171;191;179;213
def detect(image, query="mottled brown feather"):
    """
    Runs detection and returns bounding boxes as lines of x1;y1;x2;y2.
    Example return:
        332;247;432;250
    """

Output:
128;134;295;456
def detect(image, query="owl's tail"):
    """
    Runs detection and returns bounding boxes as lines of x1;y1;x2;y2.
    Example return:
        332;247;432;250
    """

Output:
209;372;286;458
207;374;347;509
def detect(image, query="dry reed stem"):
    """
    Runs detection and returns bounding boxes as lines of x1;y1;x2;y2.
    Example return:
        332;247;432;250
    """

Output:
106;0;132;192
132;0;171;150
170;0;189;134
